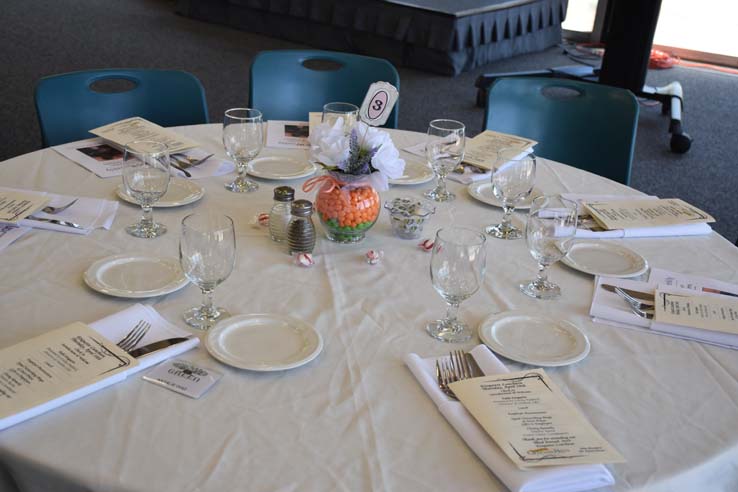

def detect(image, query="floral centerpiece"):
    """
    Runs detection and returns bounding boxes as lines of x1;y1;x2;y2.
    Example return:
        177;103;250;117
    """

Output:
303;119;405;243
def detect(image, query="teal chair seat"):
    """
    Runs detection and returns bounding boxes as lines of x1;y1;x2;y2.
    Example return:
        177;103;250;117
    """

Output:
249;50;400;129
484;77;639;185
35;69;209;147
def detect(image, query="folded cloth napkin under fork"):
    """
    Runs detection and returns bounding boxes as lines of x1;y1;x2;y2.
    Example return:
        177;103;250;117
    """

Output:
590;276;738;349
404;345;615;492
1;187;118;235
561;193;713;239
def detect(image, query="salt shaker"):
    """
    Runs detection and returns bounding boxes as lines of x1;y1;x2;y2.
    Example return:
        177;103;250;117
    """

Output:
287;199;316;255
269;186;294;242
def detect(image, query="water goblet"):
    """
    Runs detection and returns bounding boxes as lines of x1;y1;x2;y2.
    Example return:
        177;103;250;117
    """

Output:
426;227;487;343
520;196;578;300
179;213;236;330
485;148;537;240
223;108;263;193
322;102;359;135
122;140;170;238
423;119;465;202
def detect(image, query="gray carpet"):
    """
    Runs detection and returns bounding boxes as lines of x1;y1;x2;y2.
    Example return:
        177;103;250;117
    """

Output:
3;0;737;242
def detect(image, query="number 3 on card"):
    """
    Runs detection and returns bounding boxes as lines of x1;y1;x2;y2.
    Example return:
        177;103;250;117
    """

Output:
359;82;399;127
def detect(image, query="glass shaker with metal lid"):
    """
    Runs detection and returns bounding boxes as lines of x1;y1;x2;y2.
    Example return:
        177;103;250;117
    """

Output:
269;186;294;242
287;199;316;255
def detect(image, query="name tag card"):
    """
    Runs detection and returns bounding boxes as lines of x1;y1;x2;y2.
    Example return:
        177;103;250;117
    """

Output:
655;291;738;334
359;82;398;127
450;369;624;469
584;198;715;231
143;359;222;399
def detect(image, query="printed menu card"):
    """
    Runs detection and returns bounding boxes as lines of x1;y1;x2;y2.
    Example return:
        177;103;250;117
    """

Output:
90;117;199;154
0;322;137;429
584;198;714;231
655;291;738;333
450;369;624;469
0;190;48;224
463;130;536;171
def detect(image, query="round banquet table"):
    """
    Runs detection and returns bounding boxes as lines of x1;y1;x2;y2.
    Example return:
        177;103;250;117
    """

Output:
1;125;738;492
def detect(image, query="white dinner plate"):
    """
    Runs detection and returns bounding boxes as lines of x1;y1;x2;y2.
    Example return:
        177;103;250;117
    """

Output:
246;156;317;180
467;181;542;210
562;241;648;278
83;255;189;298
389;160;435;185
206;314;323;371
116;178;204;208
478;311;590;367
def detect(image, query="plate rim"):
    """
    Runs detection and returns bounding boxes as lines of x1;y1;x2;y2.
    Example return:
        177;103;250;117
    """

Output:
116;178;204;208
562;240;649;278
478;310;590;367
389;161;435;185
83;254;189;298
245;156;317;180
467;181;541;210
205;313;323;371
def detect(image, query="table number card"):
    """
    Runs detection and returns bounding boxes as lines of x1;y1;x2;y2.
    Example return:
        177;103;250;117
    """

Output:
359;82;398;127
450;369;625;469
0;190;49;224
584;198;715;231
655;291;738;333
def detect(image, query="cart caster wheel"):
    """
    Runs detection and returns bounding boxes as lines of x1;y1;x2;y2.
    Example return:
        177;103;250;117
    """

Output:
670;132;692;153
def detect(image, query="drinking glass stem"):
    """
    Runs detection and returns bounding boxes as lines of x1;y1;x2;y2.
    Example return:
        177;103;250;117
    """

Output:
437;174;448;194
445;302;460;326
237;161;248;180
200;288;216;318
536;263;549;286
140;205;153;227
501;205;514;228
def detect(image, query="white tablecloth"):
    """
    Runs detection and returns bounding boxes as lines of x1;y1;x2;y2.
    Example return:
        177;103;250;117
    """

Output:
1;125;738;492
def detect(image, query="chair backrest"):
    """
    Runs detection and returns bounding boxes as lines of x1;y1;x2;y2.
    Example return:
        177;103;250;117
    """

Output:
483;77;639;185
249;50;400;129
35;69;209;147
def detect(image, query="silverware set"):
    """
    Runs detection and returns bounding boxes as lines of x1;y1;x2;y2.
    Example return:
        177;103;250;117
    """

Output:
25;198;83;229
435;350;481;400
610;285;655;319
170;153;214;177
116;320;151;352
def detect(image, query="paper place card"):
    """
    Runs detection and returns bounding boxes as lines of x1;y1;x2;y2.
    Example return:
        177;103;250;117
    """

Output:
53;138;126;178
90;117;199;154
0;190;49;224
142;359;222;399
584;198;715;231
649;268;738;299
0;322;137;423
463;130;537;171
359;81;399;127
266;120;311;149
450;369;624;469
654;291;738;334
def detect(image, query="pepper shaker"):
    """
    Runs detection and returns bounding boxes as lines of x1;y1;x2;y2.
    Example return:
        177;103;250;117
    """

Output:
287;199;316;255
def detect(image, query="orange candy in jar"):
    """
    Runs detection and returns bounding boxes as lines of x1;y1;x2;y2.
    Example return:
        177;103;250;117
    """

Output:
315;185;380;243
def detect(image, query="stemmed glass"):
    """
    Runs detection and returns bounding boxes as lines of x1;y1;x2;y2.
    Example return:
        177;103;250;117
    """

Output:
427;227;487;343
485;148;537;240
223;108;263;193
122;140;170;238
179;213;236;330
322;102;359;135
424;119;465;202
520;196;578;300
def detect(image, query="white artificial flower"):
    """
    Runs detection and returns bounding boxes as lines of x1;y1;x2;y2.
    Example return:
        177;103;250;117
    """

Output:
308;119;349;167
371;140;405;180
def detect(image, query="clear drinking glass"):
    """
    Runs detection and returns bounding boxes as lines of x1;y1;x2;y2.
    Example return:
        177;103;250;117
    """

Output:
485;148;537;240
179;213;236;330
223;108;263;193
122;140;170;238
426;227;487;343
322;102;359;134
424;119;465;202
520;196;578;300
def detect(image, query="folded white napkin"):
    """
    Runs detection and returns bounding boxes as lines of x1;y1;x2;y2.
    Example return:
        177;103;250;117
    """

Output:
590;277;738;349
171;149;235;179
561;193;713;239
0;187;118;235
447;169;491;185
404;345;614;492
0;304;198;431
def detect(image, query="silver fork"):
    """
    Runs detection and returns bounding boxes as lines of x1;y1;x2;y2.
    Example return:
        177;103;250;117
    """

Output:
172;153;214;168
614;287;655;309
116;320;151;352
625;301;655;320
436;351;476;400
41;198;79;214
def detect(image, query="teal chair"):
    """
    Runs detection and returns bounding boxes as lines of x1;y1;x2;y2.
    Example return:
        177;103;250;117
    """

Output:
250;50;400;128
484;77;639;185
35;69;209;147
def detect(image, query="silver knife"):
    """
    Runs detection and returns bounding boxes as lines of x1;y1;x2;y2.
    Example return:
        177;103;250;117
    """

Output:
601;283;654;302
128;337;192;358
27;216;85;229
